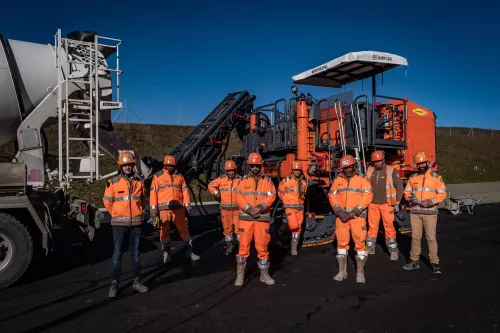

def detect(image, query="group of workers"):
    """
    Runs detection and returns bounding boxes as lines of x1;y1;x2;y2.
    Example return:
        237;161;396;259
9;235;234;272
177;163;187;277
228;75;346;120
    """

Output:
103;149;447;297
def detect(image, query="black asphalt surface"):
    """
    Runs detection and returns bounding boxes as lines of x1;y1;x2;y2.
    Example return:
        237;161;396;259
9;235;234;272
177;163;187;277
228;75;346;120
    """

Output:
1;203;500;333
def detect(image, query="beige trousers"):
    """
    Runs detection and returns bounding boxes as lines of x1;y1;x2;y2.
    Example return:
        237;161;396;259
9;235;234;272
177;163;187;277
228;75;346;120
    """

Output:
410;214;439;264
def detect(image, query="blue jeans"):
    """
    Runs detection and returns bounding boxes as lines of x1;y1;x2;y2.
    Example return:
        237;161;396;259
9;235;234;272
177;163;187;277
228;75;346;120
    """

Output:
111;225;142;280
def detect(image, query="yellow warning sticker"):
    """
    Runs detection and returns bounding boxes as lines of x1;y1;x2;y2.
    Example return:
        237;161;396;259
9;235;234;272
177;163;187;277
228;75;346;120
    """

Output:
412;108;428;116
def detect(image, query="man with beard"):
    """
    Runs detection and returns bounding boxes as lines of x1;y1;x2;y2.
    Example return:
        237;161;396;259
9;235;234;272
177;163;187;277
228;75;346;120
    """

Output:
329;155;373;283
234;152;277;286
277;161;308;256
365;150;404;260
150;155;201;263
403;152;447;274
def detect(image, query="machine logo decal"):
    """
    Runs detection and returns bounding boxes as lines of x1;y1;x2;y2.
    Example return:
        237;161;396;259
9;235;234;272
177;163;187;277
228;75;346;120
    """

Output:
412;108;428;116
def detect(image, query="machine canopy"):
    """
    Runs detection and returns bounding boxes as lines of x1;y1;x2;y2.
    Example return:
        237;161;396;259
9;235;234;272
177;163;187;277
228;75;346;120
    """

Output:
292;51;408;88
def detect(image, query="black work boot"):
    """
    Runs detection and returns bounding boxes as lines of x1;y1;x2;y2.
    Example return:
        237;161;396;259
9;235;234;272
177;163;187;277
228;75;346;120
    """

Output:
132;278;149;293
108;280;118;298
403;260;420;270
432;264;442;274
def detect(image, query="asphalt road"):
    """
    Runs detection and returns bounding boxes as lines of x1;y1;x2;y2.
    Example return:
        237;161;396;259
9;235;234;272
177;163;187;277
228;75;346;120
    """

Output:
1;203;499;333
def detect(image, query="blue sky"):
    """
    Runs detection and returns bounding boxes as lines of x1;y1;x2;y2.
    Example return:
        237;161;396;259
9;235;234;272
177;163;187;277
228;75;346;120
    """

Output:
2;0;499;129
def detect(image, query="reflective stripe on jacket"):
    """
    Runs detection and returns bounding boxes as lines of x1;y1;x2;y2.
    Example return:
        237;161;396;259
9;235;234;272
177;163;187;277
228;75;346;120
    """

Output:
404;169;447;215
278;176;307;210
365;165;398;205
236;174;276;222
328;173;373;218
150;170;190;210
103;174;146;226
208;175;241;210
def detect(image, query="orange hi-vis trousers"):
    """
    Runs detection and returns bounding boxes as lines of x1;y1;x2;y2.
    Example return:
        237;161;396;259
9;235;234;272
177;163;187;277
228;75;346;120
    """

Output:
236;221;271;268
159;209;191;247
221;209;240;241
366;203;397;250
335;216;368;258
285;208;303;239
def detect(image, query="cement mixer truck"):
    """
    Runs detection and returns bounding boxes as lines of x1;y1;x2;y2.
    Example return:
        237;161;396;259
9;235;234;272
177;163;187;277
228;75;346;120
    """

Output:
0;29;154;288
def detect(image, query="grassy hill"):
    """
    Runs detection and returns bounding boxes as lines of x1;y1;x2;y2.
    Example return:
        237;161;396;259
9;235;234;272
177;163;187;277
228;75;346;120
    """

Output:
1;124;499;206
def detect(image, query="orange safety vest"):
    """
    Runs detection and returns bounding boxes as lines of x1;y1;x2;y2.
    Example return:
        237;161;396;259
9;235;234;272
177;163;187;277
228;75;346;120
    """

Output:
404;169;447;215
277;176;308;210
236;174;276;222
103;174;146;226
208;174;241;210
328;173;373;217
150;170;190;211
365;165;397;206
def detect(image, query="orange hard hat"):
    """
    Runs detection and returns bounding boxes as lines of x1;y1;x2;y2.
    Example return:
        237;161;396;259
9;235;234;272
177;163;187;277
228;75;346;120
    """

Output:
291;161;303;170
224;160;236;170
247;152;263;165
413;152;428;164
117;151;136;165
163;155;176;166
371;150;385;162
339;155;356;169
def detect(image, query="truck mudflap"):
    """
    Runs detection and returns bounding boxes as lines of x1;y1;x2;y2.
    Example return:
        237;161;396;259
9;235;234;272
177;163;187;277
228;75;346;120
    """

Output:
68;199;104;241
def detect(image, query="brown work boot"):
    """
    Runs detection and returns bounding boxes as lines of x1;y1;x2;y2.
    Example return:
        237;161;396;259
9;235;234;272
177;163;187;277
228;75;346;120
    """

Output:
291;238;299;256
260;268;275;285
389;248;399;261
235;263;246;286
355;255;367;283
333;255;348;281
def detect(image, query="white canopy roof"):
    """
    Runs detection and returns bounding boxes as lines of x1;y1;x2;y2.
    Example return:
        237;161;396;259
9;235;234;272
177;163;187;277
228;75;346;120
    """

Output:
292;51;408;88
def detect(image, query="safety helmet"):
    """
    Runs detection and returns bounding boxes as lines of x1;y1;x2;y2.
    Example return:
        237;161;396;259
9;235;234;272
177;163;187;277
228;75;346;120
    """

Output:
413;152;428;164
371;150;385;162
117;151;136;165
339;155;356;169
291;161;303;170
224;160;236;171
247;152;263;165
163;155;176;166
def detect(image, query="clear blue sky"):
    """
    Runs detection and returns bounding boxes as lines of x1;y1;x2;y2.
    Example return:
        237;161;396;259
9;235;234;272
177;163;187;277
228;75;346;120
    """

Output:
3;0;499;129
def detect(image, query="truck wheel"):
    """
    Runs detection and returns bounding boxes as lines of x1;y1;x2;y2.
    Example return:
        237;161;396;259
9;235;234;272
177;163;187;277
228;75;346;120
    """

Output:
0;213;33;289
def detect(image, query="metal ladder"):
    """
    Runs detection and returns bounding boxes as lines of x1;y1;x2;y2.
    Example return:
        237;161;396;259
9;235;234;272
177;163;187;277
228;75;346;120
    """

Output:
55;29;122;186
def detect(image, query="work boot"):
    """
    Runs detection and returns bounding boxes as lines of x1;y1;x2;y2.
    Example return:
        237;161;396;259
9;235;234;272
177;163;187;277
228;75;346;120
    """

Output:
235;263;246;287
333;256;348;281
260;268;275;285
389;248;399;261
108;280;118;298
185;244;201;261
225;241;234;256
132;278;149;293
432;264;442;274
403;260;420;270
368;247;376;255
291;238;299;256
355;255;367;283
163;249;172;264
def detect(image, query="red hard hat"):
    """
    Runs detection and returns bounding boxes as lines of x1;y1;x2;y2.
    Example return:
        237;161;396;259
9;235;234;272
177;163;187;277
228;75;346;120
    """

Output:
413;152;428;164
291;161;303;170
339;155;356;169
163;155;176;166
224;160;236;170
117;151;136;165
371;150;385;162
247;152;263;165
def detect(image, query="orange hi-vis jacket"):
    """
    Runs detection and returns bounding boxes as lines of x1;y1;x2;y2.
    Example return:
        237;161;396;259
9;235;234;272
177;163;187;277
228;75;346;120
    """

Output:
365;165;398;206
236;174;276;222
404;168;447;215
208;174;241;210
150;170;190;211
278;175;308;210
103;173;146;226
328;173;373;217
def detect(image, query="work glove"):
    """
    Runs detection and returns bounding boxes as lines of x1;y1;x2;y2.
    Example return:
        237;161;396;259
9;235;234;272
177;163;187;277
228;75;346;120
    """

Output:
420;199;434;208
336;210;350;223
215;192;221;202
152;216;160;228
410;197;420;205
393;204;400;213
249;206;261;217
150;208;158;219
347;211;357;220
185;205;192;216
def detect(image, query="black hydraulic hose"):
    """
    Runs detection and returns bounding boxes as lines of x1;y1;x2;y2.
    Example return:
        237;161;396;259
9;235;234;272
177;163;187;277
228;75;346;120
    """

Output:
187;183;218;222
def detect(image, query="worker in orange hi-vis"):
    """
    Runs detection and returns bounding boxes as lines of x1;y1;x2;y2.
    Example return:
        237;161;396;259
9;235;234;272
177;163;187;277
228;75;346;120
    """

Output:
234;152;277;287
365;150;404;260
208;159;241;255
329;155;373;283
277;160;308;256
149;155;200;264
403;152;447;274
103;152;149;298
